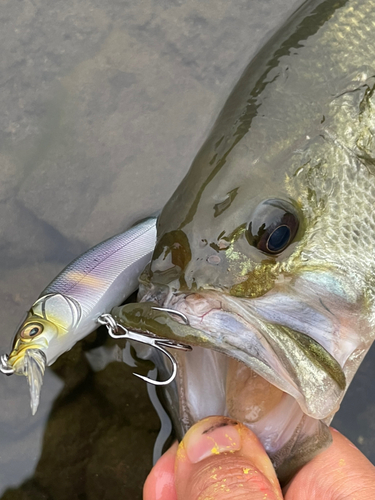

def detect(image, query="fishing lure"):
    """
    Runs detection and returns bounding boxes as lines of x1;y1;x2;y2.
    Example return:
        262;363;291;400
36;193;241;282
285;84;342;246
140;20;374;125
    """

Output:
0;218;190;414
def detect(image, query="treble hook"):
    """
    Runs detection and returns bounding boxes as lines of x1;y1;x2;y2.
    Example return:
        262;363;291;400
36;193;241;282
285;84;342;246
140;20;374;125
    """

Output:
97;313;191;386
0;354;14;375
151;306;189;325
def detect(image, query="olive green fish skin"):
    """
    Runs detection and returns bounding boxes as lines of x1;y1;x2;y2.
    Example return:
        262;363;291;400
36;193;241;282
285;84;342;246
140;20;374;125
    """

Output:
134;0;375;481
148;0;375;301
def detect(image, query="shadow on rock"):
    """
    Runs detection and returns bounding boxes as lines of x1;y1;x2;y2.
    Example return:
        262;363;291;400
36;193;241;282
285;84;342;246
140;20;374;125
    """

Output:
1;329;160;500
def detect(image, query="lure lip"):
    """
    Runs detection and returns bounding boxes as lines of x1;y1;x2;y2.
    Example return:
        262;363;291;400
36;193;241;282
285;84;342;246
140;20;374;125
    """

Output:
0;347;47;414
24;348;47;415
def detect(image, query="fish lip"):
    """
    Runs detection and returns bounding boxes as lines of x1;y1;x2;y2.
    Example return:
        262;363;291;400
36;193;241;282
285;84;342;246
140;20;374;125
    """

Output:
141;289;347;421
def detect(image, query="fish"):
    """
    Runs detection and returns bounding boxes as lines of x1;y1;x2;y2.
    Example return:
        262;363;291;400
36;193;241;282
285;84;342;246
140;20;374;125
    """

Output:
2;217;157;414
112;0;375;483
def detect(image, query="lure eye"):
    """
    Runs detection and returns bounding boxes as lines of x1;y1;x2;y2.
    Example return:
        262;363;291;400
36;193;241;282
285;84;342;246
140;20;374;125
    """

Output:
247;199;299;255
20;323;44;339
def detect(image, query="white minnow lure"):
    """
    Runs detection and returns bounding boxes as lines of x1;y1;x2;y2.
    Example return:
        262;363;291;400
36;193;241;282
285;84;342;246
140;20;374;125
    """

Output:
1;217;157;414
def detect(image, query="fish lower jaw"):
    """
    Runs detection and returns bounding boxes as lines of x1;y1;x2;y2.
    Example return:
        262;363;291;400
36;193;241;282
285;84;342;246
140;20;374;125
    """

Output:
160;290;350;422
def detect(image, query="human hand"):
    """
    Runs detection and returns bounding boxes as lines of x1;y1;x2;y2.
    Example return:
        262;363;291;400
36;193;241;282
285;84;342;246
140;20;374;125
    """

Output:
144;416;375;500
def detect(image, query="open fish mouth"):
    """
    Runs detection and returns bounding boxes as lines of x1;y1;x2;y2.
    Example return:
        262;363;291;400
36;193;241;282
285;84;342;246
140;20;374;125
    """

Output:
115;270;369;424
112;271;372;481
162;291;347;419
86;261;370;483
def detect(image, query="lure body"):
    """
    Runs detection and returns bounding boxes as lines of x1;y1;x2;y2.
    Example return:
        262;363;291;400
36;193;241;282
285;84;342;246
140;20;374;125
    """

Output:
39;217;158;365
4;217;157;413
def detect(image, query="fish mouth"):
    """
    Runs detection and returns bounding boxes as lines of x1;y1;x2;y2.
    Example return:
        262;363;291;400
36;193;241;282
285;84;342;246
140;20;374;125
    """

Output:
111;271;370;481
129;269;369;423
158;290;346;421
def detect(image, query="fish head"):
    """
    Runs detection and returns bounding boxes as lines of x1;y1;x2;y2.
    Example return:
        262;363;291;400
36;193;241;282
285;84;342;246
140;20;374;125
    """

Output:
135;1;375;412
5;293;82;414
124;104;375;480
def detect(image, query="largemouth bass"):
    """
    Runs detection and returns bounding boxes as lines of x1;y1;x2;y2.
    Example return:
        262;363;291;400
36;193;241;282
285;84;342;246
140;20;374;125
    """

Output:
2;218;157;414
114;0;375;482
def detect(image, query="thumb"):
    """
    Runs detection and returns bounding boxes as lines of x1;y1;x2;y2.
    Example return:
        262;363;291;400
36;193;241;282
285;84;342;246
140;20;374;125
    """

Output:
175;416;282;500
145;415;283;500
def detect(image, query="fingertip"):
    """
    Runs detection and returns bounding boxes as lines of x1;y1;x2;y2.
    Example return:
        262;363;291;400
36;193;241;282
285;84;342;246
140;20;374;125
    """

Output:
284;427;375;500
330;427;360;451
143;442;178;500
174;416;283;500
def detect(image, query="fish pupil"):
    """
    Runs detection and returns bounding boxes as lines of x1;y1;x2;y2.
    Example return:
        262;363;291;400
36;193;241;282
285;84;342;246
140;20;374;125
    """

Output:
267;225;291;253
29;328;39;337
246;198;300;255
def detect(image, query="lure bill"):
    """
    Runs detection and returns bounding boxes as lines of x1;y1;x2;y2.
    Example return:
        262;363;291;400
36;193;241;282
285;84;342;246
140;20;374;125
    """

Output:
25;349;47;416
1;218;157;413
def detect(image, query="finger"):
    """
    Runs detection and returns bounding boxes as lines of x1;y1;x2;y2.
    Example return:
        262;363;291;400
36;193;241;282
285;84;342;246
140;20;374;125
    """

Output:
284;428;375;500
174;415;283;500
143;441;178;500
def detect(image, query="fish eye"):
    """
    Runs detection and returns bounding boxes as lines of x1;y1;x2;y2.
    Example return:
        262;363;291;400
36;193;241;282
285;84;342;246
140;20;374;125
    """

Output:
20;323;44;339
247;199;299;254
